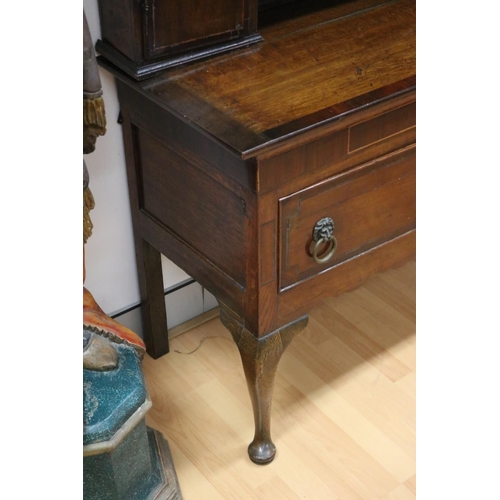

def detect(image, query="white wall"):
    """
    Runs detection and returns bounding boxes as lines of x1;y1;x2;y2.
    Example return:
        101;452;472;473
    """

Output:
83;0;217;327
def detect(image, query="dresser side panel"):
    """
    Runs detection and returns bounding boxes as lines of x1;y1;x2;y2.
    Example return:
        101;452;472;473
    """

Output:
137;128;248;287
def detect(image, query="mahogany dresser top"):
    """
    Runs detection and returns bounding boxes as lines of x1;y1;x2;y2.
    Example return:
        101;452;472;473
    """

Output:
101;0;415;157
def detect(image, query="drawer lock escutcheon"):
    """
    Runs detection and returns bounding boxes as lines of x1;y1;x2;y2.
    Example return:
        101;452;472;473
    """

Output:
312;217;337;264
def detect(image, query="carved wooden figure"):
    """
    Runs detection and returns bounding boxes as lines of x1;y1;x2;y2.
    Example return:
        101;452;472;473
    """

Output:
83;10;182;498
83;10;145;366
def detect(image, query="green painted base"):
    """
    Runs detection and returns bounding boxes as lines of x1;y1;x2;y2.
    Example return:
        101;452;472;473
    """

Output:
146;429;183;500
84;422;182;500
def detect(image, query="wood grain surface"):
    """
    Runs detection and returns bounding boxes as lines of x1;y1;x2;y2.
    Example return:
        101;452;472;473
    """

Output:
161;0;415;134
280;147;416;288
100;0;415;158
143;259;416;499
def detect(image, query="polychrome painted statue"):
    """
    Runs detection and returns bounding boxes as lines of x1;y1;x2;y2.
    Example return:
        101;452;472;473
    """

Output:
83;10;145;370
82;11;182;499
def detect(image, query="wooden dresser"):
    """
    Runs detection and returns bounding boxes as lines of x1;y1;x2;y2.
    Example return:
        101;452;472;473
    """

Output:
98;0;416;464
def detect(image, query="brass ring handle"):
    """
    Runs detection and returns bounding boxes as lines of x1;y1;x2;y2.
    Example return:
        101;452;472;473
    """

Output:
312;235;337;264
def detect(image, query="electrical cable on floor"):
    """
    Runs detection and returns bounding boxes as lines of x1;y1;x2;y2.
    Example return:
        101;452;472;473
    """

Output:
173;336;232;355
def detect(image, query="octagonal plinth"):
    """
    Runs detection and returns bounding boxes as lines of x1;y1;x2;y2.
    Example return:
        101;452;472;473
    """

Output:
83;344;182;499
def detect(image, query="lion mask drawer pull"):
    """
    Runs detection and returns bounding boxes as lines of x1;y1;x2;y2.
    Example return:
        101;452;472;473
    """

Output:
312;217;337;264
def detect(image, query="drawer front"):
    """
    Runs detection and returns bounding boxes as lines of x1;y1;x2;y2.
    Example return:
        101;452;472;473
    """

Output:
279;146;415;290
258;98;416;193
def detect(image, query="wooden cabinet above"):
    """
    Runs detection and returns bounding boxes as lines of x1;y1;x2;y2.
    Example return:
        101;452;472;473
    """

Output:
96;0;261;80
95;0;404;81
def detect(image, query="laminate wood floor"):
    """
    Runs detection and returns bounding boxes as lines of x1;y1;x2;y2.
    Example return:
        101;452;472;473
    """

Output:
143;259;416;499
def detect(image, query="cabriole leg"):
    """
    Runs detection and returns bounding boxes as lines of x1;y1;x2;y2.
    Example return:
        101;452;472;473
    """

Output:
219;305;308;464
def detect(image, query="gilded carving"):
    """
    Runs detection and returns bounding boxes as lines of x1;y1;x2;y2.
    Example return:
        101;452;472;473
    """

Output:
83;11;145;370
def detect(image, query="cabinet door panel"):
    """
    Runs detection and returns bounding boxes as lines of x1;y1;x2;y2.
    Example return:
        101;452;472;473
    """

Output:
145;0;246;59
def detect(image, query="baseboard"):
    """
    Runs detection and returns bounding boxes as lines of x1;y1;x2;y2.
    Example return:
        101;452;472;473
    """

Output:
111;280;219;340
167;307;220;340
